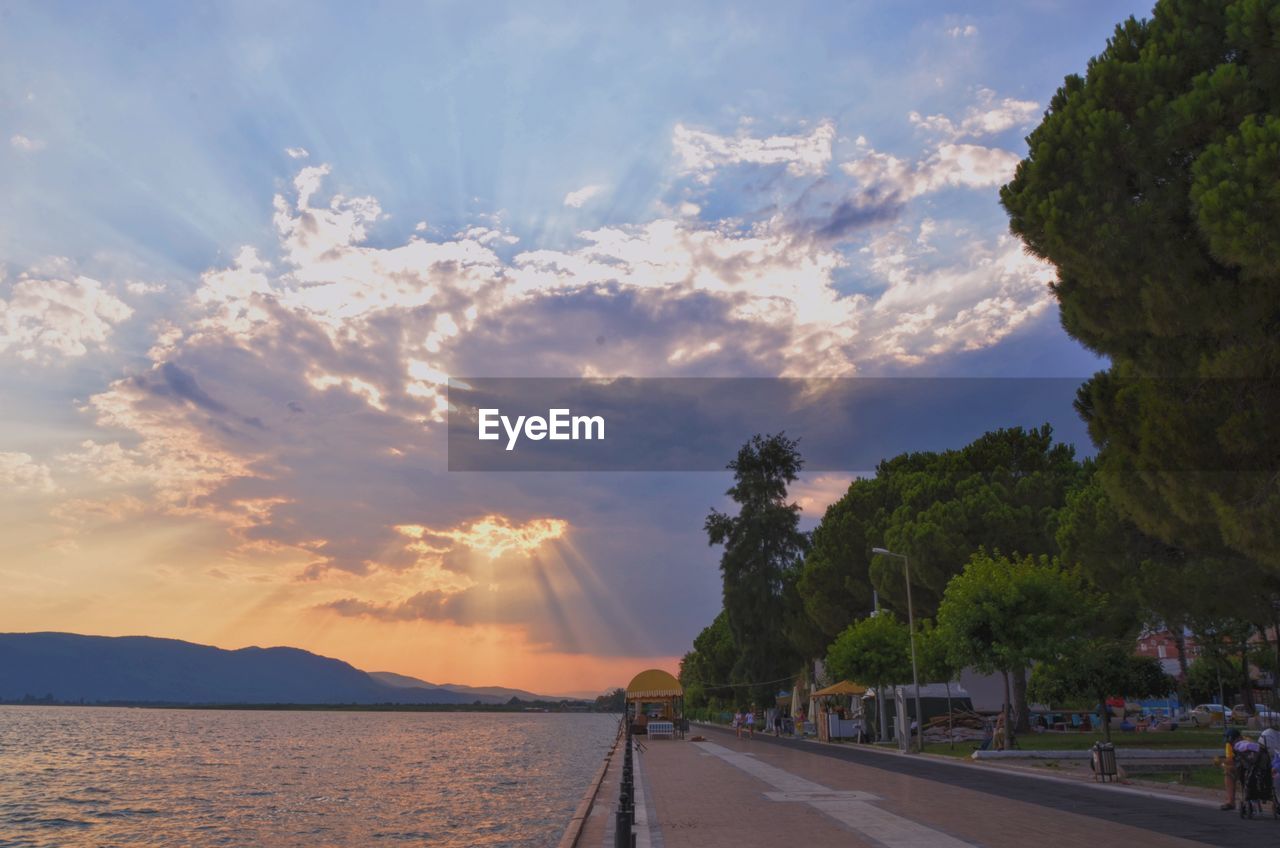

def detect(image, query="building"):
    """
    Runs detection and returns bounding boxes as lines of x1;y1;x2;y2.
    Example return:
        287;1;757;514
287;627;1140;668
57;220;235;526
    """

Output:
1135;629;1199;680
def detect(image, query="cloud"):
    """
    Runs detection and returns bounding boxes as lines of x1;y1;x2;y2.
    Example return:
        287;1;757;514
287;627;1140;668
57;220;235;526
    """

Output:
858;223;1055;364
791;473;857;518
44;93;1054;651
126;281;166;295
564;184;605;208
947;24;978;38
0;265;133;361
10;134;45;152
0;452;57;494
673;120;834;180
285;146;310;159
909;88;1039;141
840;142;1021;202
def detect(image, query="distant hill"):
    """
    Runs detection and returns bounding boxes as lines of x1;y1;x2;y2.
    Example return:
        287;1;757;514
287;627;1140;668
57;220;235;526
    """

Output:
368;671;565;703
0;633;479;705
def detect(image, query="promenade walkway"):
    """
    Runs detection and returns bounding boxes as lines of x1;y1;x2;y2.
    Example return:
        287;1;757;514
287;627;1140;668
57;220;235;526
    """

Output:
602;724;1260;848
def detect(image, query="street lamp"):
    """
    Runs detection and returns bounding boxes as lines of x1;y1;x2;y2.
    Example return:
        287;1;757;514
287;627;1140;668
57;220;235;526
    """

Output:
872;547;923;754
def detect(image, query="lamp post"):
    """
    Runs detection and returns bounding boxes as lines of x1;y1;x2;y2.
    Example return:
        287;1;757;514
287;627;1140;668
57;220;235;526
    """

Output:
870;588;887;743
873;547;923;754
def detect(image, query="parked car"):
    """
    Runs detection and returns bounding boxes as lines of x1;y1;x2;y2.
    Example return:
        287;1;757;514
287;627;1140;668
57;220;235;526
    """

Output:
1231;704;1280;725
1190;704;1233;726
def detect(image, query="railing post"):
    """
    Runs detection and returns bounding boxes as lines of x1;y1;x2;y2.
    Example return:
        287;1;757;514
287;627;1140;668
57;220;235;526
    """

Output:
615;790;632;848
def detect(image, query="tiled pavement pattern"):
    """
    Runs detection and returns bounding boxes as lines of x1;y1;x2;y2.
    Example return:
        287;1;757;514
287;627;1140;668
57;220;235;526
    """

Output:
631;725;1261;848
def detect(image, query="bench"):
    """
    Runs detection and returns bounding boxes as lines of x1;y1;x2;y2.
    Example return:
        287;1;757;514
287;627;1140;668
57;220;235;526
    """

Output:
647;721;674;739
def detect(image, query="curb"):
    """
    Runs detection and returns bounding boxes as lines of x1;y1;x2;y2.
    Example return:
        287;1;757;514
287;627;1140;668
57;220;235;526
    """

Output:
558;722;623;848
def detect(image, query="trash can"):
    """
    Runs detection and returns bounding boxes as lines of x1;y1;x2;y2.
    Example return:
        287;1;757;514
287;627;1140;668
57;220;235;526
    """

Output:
1091;742;1118;782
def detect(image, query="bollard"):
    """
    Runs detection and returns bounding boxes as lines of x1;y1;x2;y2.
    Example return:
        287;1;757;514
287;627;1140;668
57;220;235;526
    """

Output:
614;804;630;848
614;794;629;845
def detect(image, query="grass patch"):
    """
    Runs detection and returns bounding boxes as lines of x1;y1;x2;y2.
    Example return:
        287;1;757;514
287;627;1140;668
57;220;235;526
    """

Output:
1136;767;1223;791
923;728;1225;758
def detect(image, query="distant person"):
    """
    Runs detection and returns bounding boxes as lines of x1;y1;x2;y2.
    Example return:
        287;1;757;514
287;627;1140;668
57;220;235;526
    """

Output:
745;709;755;739
773;712;782;737
733;709;744;739
1221;727;1262;810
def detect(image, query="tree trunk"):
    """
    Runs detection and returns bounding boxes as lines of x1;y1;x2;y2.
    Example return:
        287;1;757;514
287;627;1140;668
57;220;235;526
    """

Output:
1173;628;1191;706
1011;666;1032;734
1271;609;1280;708
1099;689;1112;743
1001;670;1013;751
1242;640;1256;715
945;680;954;749
869;688;879;743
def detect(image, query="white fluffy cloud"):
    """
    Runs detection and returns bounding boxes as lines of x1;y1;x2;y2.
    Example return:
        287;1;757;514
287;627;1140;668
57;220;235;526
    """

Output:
564;184;605;208
0;266;133;361
842;141;1022;201
909;88;1039;141
673;120;835;180
0;452;56;494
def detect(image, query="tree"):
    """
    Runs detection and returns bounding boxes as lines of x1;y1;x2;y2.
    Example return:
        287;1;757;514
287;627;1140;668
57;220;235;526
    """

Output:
679;611;737;707
1186;655;1242;706
797;470;897;645
937;551;1086;749
1189;617;1257;709
918;619;963;746
798;427;1081;645
1029;639;1173;742
1001;0;1280;572
706;433;809;704
825;612;911;741
593;687;626;713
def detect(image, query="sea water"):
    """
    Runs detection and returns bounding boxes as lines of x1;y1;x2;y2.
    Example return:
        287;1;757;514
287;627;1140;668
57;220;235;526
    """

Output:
0;706;618;847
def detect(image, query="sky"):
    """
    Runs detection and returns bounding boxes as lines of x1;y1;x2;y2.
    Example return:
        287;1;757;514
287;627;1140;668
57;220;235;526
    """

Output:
0;1;1150;697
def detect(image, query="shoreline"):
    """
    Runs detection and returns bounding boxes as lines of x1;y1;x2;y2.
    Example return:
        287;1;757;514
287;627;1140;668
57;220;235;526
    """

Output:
558;718;625;847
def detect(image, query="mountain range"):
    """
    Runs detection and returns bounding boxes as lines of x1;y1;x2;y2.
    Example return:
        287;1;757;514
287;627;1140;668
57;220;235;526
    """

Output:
0;632;576;705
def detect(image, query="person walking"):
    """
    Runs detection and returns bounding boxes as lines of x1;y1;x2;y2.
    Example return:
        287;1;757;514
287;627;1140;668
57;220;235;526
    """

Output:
745;708;755;739
733;709;744;739
773;712;782;737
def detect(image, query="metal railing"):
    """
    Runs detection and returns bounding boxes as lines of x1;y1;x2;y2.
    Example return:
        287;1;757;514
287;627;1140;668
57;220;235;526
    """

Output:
615;716;636;848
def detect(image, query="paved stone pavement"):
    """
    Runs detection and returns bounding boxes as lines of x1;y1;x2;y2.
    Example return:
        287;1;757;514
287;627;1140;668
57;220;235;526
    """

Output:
625;725;1263;848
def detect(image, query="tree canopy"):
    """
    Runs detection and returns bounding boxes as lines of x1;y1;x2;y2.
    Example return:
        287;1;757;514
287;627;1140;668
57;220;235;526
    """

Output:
937;551;1086;747
1001;0;1280;571
705;433;809;703
798;426;1080;641
1029;639;1172;742
825;611;911;740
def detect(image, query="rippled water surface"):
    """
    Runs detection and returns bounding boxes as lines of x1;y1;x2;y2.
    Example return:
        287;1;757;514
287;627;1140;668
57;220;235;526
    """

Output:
0;706;618;847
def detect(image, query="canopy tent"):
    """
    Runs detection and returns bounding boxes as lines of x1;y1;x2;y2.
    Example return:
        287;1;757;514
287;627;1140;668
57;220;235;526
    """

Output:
625;669;684;735
813;680;867;697
626;669;683;699
813;679;867;742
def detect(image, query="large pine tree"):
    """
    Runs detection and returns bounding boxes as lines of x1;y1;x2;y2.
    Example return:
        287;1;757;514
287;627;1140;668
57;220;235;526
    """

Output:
1001;0;1280;571
705;433;808;705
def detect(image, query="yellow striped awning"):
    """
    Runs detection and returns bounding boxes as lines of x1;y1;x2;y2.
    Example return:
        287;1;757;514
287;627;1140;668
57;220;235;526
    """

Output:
625;668;683;698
